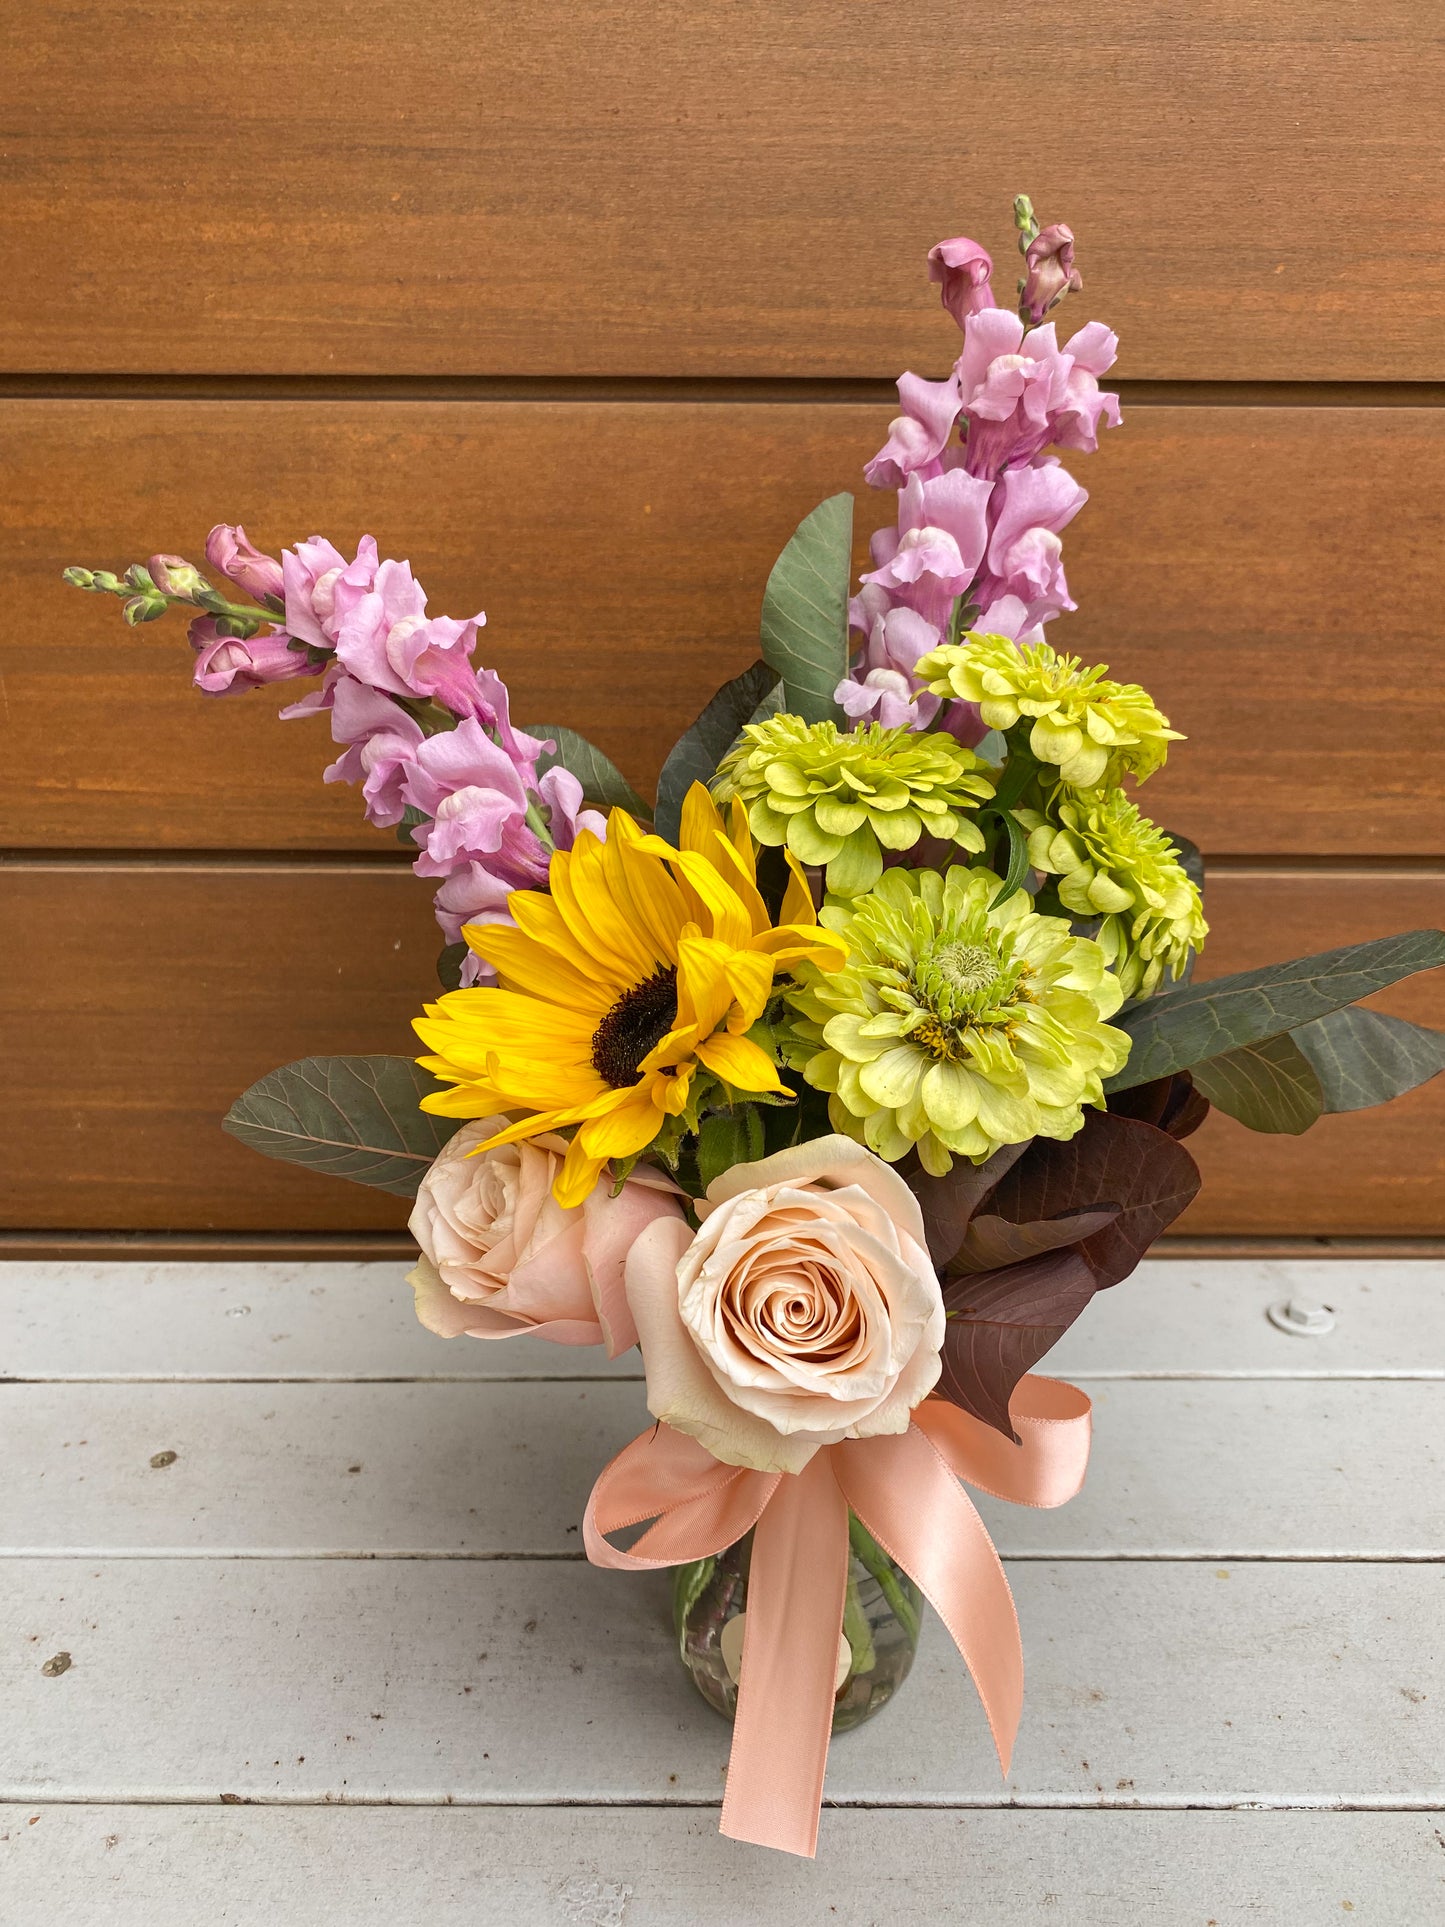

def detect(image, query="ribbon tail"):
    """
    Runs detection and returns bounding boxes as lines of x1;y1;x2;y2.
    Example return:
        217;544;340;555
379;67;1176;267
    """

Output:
836;1426;1024;1777
719;1449;850;1858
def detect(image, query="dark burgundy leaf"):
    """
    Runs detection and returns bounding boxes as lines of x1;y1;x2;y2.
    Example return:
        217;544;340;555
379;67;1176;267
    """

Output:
931;1109;1202;1439
982;1110;1202;1293
953;1206;1121;1274
907;1141;1030;1271
1106;1071;1210;1141
939;1250;1098;1440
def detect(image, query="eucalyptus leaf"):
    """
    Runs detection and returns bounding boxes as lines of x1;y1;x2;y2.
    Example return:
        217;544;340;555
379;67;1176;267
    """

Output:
1293;1005;1445;1113
1190;1032;1323;1135
527;723;649;816
1105;928;1445;1093
223;1055;461;1197
436;942;468;991
654;660;779;844
759;492;853;724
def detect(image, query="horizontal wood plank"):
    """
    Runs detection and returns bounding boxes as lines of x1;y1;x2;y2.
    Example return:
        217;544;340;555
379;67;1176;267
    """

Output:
2;865;1443;1236
7;1258;1441;1380
6;402;1444;854
6;1559;1441;1803
5;3;1442;379
5;1807;1440;1925
4;1378;1440;1559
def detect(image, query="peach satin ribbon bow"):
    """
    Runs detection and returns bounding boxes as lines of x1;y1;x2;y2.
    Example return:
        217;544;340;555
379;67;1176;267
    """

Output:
584;1374;1092;1857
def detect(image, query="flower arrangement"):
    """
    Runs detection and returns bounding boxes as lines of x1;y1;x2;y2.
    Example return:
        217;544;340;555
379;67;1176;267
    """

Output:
66;197;1445;1859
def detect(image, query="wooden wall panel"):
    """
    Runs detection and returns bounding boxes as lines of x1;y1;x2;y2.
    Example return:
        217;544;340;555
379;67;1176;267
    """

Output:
3;4;1441;379
2;864;1441;1236
6;402;1443;856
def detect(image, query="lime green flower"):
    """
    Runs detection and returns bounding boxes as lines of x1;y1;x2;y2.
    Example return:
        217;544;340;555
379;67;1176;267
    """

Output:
1017;790;1207;1001
784;865;1130;1174
712;716;995;898
916;632;1181;788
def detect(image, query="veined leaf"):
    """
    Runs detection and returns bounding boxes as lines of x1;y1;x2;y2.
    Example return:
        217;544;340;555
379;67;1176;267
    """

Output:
759;492;854;724
654;660;779;844
1191;1032;1323;1134
1293;1005;1445;1113
1105;928;1445;1093
223;1056;461;1197
527;723;649;817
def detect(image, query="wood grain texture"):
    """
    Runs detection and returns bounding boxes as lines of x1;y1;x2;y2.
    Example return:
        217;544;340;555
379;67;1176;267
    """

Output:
6;402;1444;854
1;865;1442;1236
5;1378;1439;1557
6;1558;1441;1802
9;1257;1442;1379
6;1809;1441;1927
3;3;1441;379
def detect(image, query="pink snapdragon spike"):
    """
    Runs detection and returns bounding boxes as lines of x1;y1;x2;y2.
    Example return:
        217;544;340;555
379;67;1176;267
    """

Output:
205;524;285;605
841;210;1121;731
188;619;313;696
334;556;490;718
927;235;995;328
1021;223;1083;325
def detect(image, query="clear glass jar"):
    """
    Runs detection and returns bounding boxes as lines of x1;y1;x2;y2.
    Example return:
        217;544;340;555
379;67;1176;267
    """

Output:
671;1516;923;1733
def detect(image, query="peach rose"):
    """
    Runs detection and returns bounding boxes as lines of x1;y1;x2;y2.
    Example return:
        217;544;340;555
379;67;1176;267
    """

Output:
407;1119;683;1354
625;1136;945;1473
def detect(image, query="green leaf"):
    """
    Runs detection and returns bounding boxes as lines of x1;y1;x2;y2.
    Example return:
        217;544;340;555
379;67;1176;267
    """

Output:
527;724;649;817
654;660;779;844
1292;1005;1445;1113
436;942;468;991
988;810;1032;909
222;1056;461;1197
758;492;854;724
695;1106;767;1193
1105;929;1445;1094
1191;1033;1324;1134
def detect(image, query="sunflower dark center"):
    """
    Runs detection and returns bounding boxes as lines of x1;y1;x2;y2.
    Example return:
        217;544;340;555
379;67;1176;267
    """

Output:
590;966;680;1088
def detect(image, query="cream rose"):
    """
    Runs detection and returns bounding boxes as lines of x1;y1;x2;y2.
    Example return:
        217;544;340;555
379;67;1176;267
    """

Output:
625;1136;945;1473
407;1119;683;1354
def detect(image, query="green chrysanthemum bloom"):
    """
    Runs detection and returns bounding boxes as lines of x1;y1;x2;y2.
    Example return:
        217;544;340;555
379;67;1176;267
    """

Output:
712;716;996;898
784;865;1130;1174
915;632;1182;789
1017;790;1208;1001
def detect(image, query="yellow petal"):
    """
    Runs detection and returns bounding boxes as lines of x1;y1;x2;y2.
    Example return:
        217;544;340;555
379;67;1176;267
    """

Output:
694;1031;787;1093
722;946;775;1030
779;851;819;929
466;924;613;1010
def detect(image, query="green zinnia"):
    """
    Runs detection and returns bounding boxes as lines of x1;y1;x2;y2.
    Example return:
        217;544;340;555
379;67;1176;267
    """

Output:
915;632;1182;789
784;865;1131;1174
712;716;996;898
1017;789;1208;1001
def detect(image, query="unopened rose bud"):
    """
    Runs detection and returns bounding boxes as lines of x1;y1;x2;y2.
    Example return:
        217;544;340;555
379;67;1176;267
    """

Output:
122;592;169;625
1020;222;1083;325
148;554;210;601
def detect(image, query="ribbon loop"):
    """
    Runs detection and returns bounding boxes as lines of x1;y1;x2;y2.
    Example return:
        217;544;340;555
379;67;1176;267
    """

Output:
582;1378;1094;1857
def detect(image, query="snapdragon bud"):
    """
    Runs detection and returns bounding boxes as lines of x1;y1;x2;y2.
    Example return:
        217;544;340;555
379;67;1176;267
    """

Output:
61;566;97;590
124;562;157;592
148;554;211;601
122;591;169;625
1013;194;1039;250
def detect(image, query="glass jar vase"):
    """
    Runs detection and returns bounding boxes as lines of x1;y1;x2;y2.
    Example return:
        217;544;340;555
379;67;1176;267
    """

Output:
671;1516;922;1732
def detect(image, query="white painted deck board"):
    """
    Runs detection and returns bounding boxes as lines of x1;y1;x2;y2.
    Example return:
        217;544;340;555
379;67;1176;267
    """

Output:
5;1378;1442;1559
5;1257;1442;1919
6;1259;1443;1380
4;1808;1442;1926
6;1559;1441;1805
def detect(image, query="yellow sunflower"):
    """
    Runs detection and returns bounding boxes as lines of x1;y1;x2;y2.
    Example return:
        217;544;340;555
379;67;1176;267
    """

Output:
413;783;849;1206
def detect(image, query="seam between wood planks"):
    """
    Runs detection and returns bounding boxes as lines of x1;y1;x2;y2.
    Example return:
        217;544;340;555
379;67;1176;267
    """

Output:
4;1370;1442;1385
2;1792;1442;1813
2;1550;1440;1563
4;375;1445;408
